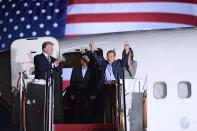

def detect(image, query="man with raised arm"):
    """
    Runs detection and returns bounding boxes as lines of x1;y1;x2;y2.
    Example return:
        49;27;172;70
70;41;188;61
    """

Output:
89;41;130;123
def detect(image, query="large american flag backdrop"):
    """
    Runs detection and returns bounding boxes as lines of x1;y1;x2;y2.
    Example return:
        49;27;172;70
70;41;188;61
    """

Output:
1;0;197;52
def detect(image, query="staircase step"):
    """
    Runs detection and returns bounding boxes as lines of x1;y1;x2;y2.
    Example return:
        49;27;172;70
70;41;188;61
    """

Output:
54;124;116;131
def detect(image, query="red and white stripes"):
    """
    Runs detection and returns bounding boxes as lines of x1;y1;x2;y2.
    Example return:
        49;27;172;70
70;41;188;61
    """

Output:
62;68;72;90
65;0;197;36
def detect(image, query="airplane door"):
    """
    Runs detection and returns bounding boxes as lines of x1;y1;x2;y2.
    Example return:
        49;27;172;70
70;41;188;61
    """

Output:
10;37;59;126
11;37;59;88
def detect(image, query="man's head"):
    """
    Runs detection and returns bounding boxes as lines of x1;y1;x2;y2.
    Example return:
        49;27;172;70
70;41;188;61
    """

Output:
107;50;116;64
80;54;90;66
42;41;54;56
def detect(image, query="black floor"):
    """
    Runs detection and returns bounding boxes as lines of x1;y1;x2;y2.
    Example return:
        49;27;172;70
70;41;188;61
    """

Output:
0;106;19;131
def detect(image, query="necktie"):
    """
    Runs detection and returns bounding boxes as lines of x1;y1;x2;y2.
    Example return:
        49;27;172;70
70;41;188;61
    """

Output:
47;56;51;63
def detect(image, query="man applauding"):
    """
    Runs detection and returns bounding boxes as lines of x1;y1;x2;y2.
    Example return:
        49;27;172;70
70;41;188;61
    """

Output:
34;41;61;80
34;41;62;123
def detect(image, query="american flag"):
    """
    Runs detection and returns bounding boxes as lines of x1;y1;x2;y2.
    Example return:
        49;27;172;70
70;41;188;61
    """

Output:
0;0;67;52
1;0;197;52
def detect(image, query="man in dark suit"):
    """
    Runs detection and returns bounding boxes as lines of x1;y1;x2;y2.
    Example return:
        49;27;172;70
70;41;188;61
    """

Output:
69;54;95;123
89;41;130;123
34;41;62;123
34;41;61;79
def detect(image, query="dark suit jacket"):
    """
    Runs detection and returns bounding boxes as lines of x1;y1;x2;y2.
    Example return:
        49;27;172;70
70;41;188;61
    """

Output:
91;51;128;84
34;53;62;122
34;53;62;79
70;67;93;100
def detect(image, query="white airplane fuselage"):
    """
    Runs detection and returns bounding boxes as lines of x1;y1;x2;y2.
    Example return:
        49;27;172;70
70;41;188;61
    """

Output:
59;28;197;131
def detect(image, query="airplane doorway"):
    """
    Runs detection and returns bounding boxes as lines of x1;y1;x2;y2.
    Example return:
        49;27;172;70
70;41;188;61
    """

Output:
61;48;104;124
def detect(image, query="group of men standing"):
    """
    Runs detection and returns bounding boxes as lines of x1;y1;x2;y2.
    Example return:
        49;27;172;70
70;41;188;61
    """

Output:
68;42;131;123
34;41;136;124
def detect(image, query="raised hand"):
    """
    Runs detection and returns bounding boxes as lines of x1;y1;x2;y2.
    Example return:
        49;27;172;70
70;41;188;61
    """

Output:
80;47;86;54
89;40;95;51
124;41;130;54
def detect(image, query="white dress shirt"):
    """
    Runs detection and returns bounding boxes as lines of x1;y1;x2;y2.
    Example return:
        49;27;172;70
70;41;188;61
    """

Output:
43;52;51;62
105;64;116;81
82;66;88;78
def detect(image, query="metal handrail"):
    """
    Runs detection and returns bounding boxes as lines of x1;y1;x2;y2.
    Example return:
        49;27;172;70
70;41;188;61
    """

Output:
116;72;127;131
116;74;148;131
44;69;55;131
18;71;27;131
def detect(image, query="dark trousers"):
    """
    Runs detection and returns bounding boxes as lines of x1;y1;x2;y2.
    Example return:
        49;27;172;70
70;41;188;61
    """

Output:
103;84;116;123
74;88;89;123
88;98;97;123
94;91;105;123
63;96;75;123
75;99;89;123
